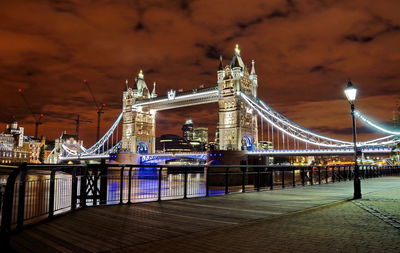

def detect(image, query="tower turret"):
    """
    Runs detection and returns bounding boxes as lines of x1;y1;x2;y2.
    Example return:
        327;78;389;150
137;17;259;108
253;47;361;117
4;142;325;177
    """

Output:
135;70;151;99
217;56;225;83
249;60;258;97
151;82;157;98
231;44;243;82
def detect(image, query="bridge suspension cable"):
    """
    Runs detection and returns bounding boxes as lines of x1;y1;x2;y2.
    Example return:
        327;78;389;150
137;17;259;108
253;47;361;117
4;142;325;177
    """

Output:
82;112;123;155
355;110;400;135
241;93;353;147
241;93;399;147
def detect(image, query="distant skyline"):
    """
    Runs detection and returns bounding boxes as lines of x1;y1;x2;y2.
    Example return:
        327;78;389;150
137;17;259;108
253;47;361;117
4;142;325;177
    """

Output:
1;0;399;145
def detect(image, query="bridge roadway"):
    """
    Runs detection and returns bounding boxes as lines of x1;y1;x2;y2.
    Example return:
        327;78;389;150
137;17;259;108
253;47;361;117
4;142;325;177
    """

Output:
9;177;400;252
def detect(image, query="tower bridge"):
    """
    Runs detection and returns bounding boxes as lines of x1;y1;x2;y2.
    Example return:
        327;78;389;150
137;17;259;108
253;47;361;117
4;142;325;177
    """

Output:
50;45;399;164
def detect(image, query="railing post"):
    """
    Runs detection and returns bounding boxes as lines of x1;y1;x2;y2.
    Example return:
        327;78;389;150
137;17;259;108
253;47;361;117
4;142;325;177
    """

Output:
119;167;124;204
318;167;321;184
206;167;209;197
325;167;328;184
48;169;56;218
71;167;78;211
92;167;98;206
225;168;229;194
309;167;313;185
292;168;295;187
301;167;305;186
0;165;21;249
281;168;285;189
332;167;335;183
242;166;246;193
128;167;133;204
99;159;108;205
337;167;341;182
257;167;261;192
80;167;87;207
270;168;274;190
184;168;188;199
16;163;28;230
158;167;162;201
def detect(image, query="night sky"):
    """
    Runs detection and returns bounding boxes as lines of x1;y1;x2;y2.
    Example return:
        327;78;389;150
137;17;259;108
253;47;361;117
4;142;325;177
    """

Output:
1;0;399;146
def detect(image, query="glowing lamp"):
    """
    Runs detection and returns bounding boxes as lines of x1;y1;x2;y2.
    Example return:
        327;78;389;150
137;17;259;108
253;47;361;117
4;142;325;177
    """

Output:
344;81;357;103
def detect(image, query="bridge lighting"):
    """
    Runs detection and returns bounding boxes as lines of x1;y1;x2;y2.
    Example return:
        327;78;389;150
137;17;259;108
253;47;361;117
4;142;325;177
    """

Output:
344;80;361;199
344;80;357;103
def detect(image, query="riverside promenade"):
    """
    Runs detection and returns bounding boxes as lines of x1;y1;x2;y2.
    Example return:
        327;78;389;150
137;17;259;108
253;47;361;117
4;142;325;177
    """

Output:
10;177;400;253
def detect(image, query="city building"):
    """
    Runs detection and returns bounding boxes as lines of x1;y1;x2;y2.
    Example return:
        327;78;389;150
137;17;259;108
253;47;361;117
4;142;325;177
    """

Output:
258;140;274;164
24;136;43;163
258;140;273;151
182;120;208;151
0;121;29;164
155;134;193;152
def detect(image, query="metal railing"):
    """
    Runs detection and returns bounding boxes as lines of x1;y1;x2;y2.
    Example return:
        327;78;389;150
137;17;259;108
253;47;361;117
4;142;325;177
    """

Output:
0;163;399;235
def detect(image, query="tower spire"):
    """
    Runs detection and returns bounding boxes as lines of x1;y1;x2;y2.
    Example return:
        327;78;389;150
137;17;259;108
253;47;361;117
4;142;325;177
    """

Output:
250;60;256;75
125;79;129;90
218;55;224;70
152;81;157;97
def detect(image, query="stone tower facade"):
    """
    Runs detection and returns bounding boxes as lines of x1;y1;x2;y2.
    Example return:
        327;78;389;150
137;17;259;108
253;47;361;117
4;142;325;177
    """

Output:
122;71;157;154
217;45;258;151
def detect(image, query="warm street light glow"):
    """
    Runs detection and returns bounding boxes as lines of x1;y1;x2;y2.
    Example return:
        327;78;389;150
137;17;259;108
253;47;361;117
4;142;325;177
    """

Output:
344;80;357;103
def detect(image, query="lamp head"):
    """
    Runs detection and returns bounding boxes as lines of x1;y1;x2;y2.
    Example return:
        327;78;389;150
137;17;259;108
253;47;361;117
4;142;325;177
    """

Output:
344;80;358;103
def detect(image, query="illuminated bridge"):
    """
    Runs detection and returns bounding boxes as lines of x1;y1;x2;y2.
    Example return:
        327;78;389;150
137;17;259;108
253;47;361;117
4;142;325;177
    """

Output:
49;45;399;163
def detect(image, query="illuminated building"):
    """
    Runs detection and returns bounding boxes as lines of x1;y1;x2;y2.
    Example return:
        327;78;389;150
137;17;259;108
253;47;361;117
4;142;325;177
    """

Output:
122;71;157;154
24;136;42;163
182;120;208;151
156;134;193;152
0;121;29;164
217;45;258;151
258;141;273;151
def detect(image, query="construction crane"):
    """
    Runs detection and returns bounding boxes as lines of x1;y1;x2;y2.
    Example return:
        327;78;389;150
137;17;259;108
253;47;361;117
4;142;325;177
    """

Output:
75;114;92;140
17;88;44;139
83;80;107;141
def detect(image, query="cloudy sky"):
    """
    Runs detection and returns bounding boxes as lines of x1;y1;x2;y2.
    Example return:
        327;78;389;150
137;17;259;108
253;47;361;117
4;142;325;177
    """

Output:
0;0;399;146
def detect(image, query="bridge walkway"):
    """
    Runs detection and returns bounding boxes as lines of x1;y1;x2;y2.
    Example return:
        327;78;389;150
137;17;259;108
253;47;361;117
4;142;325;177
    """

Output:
9;177;400;252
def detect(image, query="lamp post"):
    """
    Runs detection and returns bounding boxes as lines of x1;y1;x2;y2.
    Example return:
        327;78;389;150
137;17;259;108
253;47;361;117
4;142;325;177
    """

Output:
344;80;362;199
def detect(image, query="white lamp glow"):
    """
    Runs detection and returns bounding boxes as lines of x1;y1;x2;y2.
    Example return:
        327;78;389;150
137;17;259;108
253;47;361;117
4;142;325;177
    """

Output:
344;81;358;103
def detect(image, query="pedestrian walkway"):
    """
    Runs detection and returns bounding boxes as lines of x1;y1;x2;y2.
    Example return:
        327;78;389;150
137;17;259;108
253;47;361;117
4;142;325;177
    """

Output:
9;177;400;252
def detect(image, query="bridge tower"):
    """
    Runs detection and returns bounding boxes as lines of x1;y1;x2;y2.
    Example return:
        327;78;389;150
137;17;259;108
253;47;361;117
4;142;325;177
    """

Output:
217;45;258;151
122;70;157;154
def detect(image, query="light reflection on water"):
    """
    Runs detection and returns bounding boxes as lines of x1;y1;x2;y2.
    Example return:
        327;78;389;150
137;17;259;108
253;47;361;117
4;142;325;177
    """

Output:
0;167;207;225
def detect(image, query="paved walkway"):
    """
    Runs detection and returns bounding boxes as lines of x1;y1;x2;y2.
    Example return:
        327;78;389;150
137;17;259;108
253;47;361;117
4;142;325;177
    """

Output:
10;177;400;253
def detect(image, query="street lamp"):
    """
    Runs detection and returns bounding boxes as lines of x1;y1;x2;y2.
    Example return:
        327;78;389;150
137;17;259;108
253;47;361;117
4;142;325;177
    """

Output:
344;80;362;199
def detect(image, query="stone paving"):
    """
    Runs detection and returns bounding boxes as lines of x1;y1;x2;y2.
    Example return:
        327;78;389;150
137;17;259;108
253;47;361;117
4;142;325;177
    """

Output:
9;177;400;253
111;187;400;253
